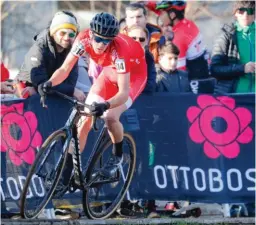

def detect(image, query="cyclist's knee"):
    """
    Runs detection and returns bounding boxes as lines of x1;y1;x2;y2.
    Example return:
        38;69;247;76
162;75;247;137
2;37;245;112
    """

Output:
103;104;126;119
104;116;119;127
104;110;121;123
105;119;123;134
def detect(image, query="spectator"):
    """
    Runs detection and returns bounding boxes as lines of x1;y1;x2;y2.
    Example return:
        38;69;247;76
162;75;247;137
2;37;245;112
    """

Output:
15;11;85;101
1;81;15;94
1;62;15;94
122;3;164;63
146;0;209;80
119;17;127;30
127;25;156;93
210;0;255;94
156;42;191;92
1;61;10;82
156;16;174;41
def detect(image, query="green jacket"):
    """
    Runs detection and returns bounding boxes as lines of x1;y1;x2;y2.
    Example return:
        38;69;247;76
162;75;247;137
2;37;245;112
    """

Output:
235;21;255;93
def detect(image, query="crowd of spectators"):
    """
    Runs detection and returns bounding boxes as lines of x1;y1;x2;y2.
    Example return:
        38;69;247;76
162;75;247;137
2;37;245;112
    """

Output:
2;0;255;99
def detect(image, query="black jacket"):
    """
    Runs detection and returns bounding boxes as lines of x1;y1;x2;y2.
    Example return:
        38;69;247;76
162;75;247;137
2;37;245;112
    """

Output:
187;51;209;80
17;29;78;96
210;23;245;94
143;50;156;93
156;68;191;93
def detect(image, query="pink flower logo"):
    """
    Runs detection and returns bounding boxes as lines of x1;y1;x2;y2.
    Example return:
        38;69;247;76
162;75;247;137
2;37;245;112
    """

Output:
1;103;42;166
187;95;253;159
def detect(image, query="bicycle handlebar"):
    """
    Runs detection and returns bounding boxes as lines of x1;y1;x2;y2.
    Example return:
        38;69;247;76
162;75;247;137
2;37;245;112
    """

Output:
40;90;99;131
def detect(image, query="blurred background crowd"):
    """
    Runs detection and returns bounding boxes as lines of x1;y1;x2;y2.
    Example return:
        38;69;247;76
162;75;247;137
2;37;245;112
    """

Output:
1;1;255;97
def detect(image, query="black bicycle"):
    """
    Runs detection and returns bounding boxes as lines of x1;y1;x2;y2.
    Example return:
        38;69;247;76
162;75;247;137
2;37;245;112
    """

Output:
20;91;136;219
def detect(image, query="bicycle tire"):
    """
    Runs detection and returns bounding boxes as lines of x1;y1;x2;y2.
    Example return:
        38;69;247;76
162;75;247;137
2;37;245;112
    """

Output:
20;130;69;219
83;132;136;219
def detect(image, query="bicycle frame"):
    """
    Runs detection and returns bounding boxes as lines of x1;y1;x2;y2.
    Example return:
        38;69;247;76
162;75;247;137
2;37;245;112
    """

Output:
45;92;116;192
62;107;119;191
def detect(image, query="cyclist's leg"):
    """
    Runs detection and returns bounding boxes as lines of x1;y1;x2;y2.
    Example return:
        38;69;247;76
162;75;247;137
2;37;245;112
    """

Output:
51;73;113;194
77;68;117;152
101;65;147;167
77;116;92;152
103;98;132;157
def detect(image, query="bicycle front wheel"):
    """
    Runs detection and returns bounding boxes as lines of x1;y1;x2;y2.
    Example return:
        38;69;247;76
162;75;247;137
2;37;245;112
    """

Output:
83;133;136;219
20;130;69;219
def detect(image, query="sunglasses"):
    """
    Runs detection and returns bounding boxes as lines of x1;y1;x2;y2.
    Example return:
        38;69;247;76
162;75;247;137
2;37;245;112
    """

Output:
93;35;112;45
132;37;146;43
58;30;76;38
238;8;255;15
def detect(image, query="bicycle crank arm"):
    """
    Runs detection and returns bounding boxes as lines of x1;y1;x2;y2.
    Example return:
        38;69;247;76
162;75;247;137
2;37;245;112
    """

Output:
68;176;83;192
84;173;119;189
84;173;101;189
88;177;120;187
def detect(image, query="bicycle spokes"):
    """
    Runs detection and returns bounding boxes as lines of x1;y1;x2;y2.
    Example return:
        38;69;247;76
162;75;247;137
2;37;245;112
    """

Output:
83;133;136;219
21;131;68;219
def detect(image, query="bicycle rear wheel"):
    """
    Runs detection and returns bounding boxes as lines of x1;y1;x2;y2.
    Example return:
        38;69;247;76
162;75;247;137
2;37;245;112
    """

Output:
83;133;136;219
20;130;69;219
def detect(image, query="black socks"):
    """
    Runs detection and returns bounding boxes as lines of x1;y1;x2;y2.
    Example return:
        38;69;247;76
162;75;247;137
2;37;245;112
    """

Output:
113;140;123;157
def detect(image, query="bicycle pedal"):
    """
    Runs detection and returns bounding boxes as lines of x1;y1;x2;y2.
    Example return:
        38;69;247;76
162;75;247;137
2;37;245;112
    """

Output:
100;166;120;178
110;170;120;182
69;184;79;193
68;175;81;192
69;181;81;193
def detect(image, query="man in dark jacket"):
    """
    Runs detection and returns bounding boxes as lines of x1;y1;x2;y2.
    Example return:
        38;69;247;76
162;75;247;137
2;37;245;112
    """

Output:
210;1;255;94
17;11;85;101
122;3;165;63
144;48;157;93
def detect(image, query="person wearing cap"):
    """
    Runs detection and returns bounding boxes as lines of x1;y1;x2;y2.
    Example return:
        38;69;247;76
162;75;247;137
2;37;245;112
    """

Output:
16;11;85;101
146;1;209;81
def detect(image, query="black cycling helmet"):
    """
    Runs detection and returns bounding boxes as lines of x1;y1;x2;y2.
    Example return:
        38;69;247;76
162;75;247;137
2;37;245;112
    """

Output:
90;12;119;38
156;0;186;11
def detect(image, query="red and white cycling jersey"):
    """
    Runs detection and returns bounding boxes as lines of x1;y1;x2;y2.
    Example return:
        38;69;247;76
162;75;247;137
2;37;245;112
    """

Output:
71;29;146;74
71;29;147;104
172;18;206;70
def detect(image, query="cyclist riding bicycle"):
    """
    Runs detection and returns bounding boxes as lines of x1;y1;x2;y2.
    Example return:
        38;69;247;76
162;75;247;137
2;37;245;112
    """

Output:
38;12;147;191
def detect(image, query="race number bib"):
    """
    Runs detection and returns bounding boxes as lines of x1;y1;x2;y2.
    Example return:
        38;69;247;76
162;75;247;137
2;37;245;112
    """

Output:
71;42;85;57
115;58;126;73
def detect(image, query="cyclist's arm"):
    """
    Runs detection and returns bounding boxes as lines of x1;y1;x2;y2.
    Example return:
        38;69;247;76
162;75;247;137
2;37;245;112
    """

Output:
49;53;79;86
52;64;78;96
107;72;130;109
